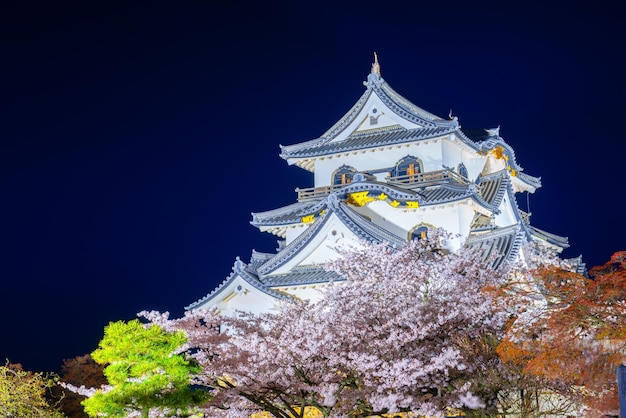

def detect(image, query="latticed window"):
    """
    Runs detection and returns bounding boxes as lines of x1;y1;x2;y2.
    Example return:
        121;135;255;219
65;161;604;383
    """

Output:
332;165;356;186
394;156;422;179
409;225;429;241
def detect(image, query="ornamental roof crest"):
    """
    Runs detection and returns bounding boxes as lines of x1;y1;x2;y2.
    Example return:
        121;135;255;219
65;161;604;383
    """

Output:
280;54;459;164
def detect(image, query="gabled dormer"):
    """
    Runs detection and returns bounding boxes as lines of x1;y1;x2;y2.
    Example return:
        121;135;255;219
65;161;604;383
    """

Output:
279;54;459;174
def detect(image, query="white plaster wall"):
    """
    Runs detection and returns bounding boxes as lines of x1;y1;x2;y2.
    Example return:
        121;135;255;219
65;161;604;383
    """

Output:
330;92;421;143
481;156;507;176
442;138;487;181
353;200;471;245
270;213;367;275
194;275;281;316
352;202;408;239
456;203;477;242
313;139;445;187
494;194;519;227
275;285;332;304
441;138;463;170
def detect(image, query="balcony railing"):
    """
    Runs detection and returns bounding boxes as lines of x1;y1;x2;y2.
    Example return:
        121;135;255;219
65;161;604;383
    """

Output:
295;185;338;201
386;169;468;188
296;169;469;201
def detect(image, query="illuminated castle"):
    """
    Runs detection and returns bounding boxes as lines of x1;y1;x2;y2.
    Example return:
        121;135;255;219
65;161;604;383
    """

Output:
187;55;576;315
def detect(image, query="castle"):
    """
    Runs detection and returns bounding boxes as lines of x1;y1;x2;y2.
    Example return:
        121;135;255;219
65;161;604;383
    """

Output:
186;55;577;316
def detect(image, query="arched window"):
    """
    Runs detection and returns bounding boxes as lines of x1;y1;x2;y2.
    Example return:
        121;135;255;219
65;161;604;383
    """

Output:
457;162;468;179
332;165;356;186
393;156;422;180
409;224;431;241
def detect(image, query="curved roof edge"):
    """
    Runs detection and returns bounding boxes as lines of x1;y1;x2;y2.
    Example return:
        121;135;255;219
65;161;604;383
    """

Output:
529;225;570;249
256;194;406;276
280;64;459;161
185;257;291;310
466;223;526;270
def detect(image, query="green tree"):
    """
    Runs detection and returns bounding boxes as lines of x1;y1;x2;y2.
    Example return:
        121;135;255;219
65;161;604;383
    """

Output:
0;361;66;418
82;319;207;418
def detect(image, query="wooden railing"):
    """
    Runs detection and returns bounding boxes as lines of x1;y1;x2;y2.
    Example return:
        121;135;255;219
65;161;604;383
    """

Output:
295;185;337;201
296;170;469;201
386;169;468;187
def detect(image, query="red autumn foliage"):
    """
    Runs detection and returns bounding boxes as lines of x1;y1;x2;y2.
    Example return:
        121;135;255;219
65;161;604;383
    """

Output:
497;251;626;415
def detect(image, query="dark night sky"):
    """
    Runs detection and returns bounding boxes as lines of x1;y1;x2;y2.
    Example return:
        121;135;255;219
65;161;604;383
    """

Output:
1;1;624;373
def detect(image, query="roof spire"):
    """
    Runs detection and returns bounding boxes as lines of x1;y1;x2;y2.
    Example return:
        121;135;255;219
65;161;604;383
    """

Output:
371;52;381;76
364;52;383;87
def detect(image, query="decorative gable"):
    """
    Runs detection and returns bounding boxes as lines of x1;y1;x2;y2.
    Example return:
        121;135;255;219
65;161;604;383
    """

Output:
187;55;577;318
350;95;422;135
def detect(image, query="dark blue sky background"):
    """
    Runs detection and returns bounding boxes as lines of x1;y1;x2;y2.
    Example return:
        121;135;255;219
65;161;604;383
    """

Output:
1;1;624;373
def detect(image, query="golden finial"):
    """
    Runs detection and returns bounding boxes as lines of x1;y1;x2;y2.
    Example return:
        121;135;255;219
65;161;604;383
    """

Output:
371;52;381;76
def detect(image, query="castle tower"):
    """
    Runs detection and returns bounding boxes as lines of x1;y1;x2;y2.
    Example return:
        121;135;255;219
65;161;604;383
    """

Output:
186;56;573;316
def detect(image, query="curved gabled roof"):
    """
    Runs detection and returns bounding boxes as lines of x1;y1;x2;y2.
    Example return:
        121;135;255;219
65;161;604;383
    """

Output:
256;194;406;276
372;73;449;125
252;177;500;232
466;167;569;269
251;200;325;227
185;257;291;310
461;128;542;190
280;125;456;160
529;225;570;249
279;68;458;162
250;180;423;229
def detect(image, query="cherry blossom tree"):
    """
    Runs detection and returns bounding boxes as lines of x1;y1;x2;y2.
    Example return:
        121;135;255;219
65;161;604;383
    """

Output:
73;231;623;417
143;230;511;417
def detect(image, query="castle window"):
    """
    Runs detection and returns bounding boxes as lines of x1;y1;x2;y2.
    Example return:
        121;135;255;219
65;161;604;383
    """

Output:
458;163;468;179
409;225;431;241
332;165;356;186
393;156;422;180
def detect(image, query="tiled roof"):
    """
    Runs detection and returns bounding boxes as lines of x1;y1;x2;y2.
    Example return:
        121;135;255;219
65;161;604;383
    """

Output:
517;171;542;189
262;265;341;286
256;194;406;276
317;85;373;141
249;250;275;270
185;257;291;310
251;200;324;226
280;73;459;161
252;178;498;227
528;225;570;249
280;125;455;159
255;205;335;276
466;224;525;269
417;183;483;207
375;78;449;124
477;171;509;206
336;197;407;248
474;133;542;189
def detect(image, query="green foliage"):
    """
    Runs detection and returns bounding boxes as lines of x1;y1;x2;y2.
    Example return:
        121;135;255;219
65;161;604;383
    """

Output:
83;319;208;418
0;361;66;418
